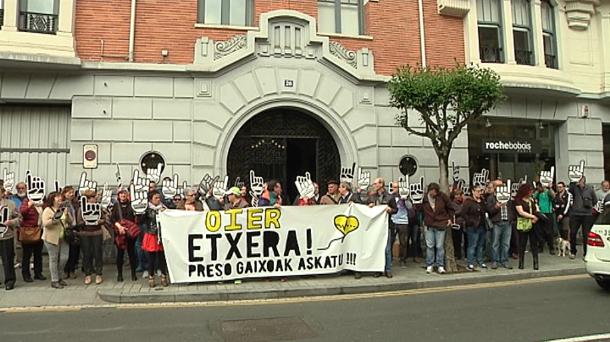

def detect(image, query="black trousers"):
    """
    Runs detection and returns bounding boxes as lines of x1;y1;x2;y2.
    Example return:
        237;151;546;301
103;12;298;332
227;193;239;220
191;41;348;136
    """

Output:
117;235;137;277
535;214;555;252
396;224;410;262
518;230;538;267
63;241;80;274
21;240;43;279
0;237;16;285
80;234;103;276
570;214;595;256
452;228;463;259
147;251;168;276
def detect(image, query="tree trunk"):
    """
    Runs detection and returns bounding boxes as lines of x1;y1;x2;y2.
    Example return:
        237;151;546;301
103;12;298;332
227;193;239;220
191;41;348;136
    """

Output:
437;152;458;272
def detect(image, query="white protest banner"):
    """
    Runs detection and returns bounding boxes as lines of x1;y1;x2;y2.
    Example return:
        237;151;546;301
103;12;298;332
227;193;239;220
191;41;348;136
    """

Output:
159;203;388;283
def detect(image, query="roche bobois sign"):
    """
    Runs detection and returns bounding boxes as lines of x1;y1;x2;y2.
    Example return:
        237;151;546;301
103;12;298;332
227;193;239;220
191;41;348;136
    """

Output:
482;139;541;154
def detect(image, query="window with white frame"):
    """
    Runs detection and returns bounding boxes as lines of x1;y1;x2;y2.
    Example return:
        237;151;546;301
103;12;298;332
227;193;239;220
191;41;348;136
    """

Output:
511;0;534;65
19;0;59;34
318;0;364;36
477;0;504;63
541;0;557;69
197;0;254;27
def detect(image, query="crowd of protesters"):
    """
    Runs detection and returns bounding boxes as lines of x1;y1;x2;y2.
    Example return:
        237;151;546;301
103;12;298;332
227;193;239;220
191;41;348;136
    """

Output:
0;169;604;291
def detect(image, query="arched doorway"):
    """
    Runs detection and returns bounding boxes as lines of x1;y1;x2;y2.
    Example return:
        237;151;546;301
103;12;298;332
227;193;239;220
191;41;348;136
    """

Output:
227;107;341;203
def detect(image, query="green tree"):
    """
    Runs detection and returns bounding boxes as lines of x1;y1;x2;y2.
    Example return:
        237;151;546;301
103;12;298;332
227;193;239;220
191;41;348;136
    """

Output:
389;64;504;273
389;64;504;192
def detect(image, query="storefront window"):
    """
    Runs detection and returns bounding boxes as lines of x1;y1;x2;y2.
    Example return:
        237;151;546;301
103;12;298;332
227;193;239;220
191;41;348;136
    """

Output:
468;119;555;182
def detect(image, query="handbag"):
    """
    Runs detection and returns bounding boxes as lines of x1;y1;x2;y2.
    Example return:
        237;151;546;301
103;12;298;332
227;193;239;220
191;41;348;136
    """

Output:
516;200;533;232
19;226;42;244
116;203;140;239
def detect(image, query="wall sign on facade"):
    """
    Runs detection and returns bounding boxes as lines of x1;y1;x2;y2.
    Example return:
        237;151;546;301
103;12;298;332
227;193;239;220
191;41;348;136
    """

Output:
482;139;541;154
82;144;98;169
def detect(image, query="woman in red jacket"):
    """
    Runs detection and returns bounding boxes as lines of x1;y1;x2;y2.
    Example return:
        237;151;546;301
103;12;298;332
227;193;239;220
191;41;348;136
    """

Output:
19;198;46;282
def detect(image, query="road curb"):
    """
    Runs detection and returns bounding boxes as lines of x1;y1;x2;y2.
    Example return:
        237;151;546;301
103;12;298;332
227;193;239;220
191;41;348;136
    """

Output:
97;266;586;304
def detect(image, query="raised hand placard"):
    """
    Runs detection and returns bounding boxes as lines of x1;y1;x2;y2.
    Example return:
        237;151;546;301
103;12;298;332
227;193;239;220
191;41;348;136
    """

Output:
161;174;179;199
212;176;229;200
234;177;245;189
496;179;511;204
100;184;112;209
78;171;97;195
3;168;15;194
0;206;9;238
295;172;315;199
472;168;489;187
249;170;264;198
568;160;585;183
539;167;554;188
129;183;148;214
451;162;460;184
398;177;409;199
340;162;356;184
145;163;163;183
132;169;148;192
25;170;45;203
198;173;218;198
356;168;370;192
409;176;425;204
80;195;101;225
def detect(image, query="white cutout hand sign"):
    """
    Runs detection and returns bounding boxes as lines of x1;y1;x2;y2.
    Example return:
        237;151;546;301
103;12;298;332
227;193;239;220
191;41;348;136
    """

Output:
452;162;460;183
80;196;101;225
115;163;122;185
129;183;148;214
511;179;520;197
162;174;179;199
53;180;62;194
100;184;112;209
145;163;163;183
398;177;410;199
234;177;245;189
249;170;264;198
456;179;470;196
409;176;425;204
472;168;489;187
250;191;259;207
568;160;585;183
496;179;511;204
179;181;188;197
132;169;148;192
594;200;604;214
78;172;97;195
357;168;370;192
212;176;229;200
539;167;554;188
0;206;9;238
340;163;356;184
3;168;15;193
198;173;218;197
26;170;45;203
295;172;315;199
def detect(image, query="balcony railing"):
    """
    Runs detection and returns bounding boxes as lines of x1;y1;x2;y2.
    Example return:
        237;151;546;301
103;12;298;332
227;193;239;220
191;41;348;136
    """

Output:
514;49;534;66
545;54;558;69
479;47;504;63
18;11;58;34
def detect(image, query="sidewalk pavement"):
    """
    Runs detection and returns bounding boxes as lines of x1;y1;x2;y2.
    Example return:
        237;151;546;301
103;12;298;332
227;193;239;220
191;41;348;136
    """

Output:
0;254;586;309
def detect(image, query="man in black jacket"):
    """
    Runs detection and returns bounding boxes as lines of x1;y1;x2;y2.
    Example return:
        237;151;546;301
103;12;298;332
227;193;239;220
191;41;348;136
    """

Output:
569;176;597;258
553;182;572;240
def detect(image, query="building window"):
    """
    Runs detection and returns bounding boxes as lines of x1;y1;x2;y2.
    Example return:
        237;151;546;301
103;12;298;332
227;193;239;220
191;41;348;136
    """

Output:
511;0;534;65
477;0;504;63
18;0;58;34
318;0;364;36
541;0;557;69
197;0;254;27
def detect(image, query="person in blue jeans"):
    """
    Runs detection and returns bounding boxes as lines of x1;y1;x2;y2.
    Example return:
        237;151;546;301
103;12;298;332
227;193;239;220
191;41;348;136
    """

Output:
461;185;487;271
486;181;514;269
364;178;398;278
422;183;454;274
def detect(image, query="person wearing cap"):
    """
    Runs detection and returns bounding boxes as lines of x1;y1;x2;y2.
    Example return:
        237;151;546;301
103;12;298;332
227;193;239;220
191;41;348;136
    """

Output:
224;187;249;210
176;188;204;211
320;180;341;205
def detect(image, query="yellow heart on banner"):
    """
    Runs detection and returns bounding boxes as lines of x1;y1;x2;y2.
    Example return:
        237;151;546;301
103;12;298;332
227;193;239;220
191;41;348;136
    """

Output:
334;215;360;237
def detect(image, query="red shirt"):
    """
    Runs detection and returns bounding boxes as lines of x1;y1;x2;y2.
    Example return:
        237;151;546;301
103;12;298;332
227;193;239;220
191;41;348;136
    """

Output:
20;199;40;227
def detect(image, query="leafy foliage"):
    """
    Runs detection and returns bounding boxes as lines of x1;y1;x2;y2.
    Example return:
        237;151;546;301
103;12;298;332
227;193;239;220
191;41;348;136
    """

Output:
389;64;504;155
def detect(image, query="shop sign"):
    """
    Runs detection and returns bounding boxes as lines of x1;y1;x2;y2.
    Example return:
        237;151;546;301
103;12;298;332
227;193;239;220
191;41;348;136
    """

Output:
482;139;540;154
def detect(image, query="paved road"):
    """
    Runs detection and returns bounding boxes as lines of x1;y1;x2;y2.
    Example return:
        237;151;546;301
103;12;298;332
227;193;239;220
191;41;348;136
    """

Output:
1;276;608;342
